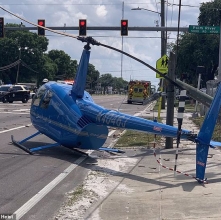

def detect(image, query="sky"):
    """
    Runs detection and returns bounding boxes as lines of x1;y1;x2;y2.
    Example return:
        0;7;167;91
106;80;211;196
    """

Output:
0;0;213;87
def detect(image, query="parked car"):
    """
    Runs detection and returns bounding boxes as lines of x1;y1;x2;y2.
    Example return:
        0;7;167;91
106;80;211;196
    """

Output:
0;85;30;103
30;91;36;99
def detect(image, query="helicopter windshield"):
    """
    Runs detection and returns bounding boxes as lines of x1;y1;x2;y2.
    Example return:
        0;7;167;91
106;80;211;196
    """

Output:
32;85;47;106
40;90;53;109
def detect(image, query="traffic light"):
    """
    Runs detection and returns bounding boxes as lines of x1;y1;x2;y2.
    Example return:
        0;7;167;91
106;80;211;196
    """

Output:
79;19;87;36
121;19;128;36
37;19;45;36
0;17;4;38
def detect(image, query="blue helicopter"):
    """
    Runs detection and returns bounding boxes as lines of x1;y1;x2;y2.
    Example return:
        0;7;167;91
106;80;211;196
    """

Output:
10;37;221;184
11;41;193;155
2;5;221;183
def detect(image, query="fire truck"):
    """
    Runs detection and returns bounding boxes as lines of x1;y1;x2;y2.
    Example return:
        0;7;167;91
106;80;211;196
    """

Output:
127;80;151;104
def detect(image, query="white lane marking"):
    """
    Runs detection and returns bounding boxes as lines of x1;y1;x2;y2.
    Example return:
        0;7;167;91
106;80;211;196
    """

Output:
108;129;116;137
13;129;115;219
0;108;30;114
0;103;30;105
13;109;30;111
0;124;32;134
0;112;29;114
0;108;30;110
14;152;93;220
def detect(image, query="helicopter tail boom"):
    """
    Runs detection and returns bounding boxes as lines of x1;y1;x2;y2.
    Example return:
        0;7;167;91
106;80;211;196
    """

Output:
77;100;192;139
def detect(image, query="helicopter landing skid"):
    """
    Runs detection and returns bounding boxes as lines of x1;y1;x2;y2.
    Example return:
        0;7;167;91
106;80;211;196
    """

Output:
71;148;89;156
11;132;60;155
11;135;34;155
99;147;125;154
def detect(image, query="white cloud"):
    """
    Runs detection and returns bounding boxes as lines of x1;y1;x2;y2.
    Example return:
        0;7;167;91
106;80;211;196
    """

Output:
96;5;107;17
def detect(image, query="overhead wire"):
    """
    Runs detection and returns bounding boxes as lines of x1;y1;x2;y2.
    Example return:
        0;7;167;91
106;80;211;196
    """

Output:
0;2;200;7
0;59;38;73
0;60;20;71
20;61;39;73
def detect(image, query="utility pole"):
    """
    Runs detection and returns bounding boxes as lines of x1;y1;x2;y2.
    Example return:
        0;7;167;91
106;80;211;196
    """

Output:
161;0;166;109
16;48;21;84
165;52;175;149
161;0;166;57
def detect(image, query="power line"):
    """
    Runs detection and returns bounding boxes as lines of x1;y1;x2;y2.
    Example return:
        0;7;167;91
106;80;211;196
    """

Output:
0;60;20;71
0;60;38;73
21;61;38;73
0;2;200;7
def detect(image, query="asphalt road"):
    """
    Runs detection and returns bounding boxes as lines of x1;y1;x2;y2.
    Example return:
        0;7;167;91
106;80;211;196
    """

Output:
0;95;149;220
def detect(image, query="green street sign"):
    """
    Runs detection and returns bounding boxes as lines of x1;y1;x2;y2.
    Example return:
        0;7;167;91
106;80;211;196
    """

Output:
189;25;220;34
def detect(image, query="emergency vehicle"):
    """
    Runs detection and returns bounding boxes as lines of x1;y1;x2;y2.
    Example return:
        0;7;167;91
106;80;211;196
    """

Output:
127;80;151;104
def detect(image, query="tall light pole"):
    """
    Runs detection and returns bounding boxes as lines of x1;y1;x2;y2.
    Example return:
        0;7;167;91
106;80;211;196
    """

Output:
131;1;166;109
16;48;21;84
131;6;166;56
16;47;31;84
121;1;124;78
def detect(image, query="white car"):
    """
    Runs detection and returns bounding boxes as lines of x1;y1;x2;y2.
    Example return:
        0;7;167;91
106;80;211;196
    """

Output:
30;92;35;99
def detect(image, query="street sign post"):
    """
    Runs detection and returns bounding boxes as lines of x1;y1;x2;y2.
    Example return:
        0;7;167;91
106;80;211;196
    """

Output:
189;25;220;34
156;54;169;78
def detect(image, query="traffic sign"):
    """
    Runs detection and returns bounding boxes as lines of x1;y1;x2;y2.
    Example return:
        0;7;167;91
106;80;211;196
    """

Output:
156;54;169;78
189;25;220;34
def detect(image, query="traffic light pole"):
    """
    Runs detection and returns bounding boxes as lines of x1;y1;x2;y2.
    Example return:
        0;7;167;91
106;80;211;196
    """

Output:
165;52;176;149
4;26;189;32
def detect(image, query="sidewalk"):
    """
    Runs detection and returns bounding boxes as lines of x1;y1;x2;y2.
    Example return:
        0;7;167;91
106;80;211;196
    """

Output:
54;108;221;220
88;108;221;220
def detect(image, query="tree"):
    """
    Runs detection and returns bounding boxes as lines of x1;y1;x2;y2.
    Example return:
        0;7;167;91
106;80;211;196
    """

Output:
0;23;109;87
37;54;58;85
98;73;114;94
112;77;128;92
172;0;221;87
0;23;49;84
47;50;78;79
86;63;100;91
198;0;221;26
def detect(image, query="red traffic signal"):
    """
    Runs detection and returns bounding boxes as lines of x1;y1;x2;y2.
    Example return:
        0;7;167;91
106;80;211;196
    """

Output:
121;19;128;36
0;17;4;38
79;19;87;36
37;19;45;36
